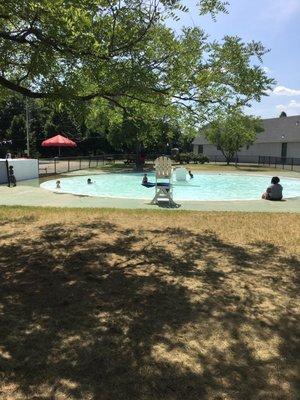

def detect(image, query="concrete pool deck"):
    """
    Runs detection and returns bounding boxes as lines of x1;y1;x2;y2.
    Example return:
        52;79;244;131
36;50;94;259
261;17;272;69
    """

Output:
1;169;300;213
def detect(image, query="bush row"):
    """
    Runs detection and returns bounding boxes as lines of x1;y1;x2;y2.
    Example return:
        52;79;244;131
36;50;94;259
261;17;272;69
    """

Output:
173;152;209;164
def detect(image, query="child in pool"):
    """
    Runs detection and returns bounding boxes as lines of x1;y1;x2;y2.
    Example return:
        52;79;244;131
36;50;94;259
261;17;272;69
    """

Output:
188;170;194;179
56;180;61;189
142;174;148;184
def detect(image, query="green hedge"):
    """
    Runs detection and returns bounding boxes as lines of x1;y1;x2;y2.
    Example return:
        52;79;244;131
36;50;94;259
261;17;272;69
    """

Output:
173;152;209;164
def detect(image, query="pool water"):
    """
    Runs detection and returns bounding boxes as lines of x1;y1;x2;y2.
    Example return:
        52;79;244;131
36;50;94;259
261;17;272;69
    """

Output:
40;172;300;201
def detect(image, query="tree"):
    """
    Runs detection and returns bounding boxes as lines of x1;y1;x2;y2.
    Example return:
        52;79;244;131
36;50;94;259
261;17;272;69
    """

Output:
7;114;27;153
204;111;263;165
0;0;273;122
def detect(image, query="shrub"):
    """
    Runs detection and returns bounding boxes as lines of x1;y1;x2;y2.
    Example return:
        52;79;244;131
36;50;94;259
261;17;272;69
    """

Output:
189;153;209;164
173;152;189;164
173;152;209;164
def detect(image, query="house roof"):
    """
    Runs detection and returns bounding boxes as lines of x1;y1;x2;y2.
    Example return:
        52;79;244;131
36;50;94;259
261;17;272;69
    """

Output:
192;114;300;145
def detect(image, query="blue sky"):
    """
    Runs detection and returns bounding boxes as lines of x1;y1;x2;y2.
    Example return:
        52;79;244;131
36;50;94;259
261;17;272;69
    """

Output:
168;0;300;119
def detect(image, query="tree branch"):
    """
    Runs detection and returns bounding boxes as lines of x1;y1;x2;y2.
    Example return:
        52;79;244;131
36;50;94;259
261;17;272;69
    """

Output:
0;73;128;113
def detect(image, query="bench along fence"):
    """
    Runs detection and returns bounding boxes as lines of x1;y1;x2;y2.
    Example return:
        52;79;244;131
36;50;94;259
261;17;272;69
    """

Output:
38;154;300;176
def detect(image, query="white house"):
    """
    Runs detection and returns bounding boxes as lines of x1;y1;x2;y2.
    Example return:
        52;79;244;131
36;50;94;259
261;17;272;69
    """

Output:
192;114;300;162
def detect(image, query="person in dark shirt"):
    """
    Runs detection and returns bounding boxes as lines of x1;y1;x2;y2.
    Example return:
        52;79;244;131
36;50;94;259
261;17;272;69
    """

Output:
262;176;283;200
8;165;17;187
142;174;148;184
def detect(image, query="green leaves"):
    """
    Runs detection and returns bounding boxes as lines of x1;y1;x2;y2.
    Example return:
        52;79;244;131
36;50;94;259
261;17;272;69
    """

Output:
0;0;274;152
204;111;263;163
198;0;229;19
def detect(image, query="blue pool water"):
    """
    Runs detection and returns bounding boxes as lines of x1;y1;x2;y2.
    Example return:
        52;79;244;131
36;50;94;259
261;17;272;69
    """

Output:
40;172;300;201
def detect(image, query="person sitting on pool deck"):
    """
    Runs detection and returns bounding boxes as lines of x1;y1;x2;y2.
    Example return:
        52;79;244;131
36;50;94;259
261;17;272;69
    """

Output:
56;180;61;189
188;170;194;179
142;174;148;184
262;176;283;201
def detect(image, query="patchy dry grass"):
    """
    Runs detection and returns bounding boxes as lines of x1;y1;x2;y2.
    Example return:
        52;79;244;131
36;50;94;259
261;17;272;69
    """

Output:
0;207;299;400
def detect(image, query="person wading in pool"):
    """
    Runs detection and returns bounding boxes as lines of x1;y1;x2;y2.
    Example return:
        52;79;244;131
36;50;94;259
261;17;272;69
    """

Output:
142;174;148;184
262;176;283;201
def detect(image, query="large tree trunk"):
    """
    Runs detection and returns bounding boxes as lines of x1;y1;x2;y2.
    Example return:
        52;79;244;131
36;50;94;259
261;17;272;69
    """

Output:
134;141;143;171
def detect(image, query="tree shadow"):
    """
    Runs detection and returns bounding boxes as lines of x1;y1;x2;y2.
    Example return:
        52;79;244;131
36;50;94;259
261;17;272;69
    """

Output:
0;220;299;399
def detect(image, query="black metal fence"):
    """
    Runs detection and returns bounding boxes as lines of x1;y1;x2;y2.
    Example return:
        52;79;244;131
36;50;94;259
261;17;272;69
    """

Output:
38;154;160;176
258;156;300;171
207;155;300;171
38;154;300;176
38;156;116;175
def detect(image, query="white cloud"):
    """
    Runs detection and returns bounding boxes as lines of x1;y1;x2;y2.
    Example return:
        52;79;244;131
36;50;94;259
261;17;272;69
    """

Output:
276;100;300;115
273;86;300;96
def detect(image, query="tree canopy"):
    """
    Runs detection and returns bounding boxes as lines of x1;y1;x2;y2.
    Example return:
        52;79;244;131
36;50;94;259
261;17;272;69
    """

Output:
0;0;273;122
204;111;263;164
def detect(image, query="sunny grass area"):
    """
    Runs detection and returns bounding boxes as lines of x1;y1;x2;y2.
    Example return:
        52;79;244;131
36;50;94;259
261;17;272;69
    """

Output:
0;206;299;400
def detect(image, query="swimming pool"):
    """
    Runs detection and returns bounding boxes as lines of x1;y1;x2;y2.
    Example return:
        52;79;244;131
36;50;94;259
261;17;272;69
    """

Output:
40;172;300;201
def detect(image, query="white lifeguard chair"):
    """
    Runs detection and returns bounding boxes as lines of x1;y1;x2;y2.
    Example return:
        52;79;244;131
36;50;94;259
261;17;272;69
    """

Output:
150;156;175;206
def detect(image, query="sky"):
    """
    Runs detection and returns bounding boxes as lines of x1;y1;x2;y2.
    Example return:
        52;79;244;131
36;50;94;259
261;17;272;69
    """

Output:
168;0;300;119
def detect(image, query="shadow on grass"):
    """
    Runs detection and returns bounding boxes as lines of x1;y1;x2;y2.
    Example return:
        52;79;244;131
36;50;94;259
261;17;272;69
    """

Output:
0;221;299;399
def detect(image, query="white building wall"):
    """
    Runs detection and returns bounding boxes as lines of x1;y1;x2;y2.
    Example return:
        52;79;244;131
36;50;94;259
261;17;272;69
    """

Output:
0;159;39;184
287;143;300;158
0;161;7;184
193;144;224;156
238;143;282;157
193;142;300;159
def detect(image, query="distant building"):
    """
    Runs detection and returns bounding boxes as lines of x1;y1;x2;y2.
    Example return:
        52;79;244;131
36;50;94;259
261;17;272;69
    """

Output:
192;113;300;162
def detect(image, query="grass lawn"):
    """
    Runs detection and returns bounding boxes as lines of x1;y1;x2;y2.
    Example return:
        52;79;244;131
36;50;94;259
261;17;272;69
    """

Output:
95;161;295;175
0;207;299;400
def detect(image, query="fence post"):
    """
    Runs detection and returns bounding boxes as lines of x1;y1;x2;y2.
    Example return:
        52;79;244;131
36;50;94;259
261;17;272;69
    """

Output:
68;159;70;172
54;158;57;174
275;158;277;169
89;157;91;168
79;158;81;170
291;158;294;171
